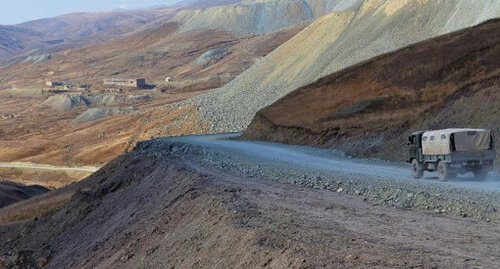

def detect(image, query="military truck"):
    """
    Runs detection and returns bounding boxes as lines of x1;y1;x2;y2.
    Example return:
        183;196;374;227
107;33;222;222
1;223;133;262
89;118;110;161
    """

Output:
407;129;495;181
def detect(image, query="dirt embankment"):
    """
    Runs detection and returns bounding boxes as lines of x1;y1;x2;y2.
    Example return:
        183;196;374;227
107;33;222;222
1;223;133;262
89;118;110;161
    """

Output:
244;19;500;162
2;145;500;268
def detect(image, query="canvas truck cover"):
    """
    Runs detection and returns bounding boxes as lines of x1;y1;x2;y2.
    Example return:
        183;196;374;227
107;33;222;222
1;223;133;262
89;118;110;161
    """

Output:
454;130;491;152
422;129;491;155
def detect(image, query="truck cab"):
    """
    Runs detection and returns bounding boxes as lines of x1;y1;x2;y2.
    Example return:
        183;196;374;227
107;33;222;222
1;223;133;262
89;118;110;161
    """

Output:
407;129;495;181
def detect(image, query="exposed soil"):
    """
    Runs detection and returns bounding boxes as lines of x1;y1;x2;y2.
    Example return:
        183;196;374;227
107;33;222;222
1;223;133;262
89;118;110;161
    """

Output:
244;19;500;163
1;150;500;268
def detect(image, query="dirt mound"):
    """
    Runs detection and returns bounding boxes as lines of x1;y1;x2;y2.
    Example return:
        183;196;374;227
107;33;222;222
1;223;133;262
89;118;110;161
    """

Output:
40;94;91;111
192;0;500;133
0;181;49;208
98;94;152;105
72;107;137;124
193;48;231;66
244;19;500;162
40;94;153;112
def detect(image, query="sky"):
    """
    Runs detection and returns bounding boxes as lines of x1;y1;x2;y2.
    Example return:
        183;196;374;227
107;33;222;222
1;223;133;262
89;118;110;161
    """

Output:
1;0;182;25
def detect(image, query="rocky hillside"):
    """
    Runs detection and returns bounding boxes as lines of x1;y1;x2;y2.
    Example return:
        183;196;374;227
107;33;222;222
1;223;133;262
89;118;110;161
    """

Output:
190;0;500;133
170;0;362;36
0;26;56;59
244;19;500;162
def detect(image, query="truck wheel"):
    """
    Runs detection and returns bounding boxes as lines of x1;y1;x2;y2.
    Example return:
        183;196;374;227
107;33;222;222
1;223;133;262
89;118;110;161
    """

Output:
411;159;423;179
473;168;488;181
437;161;456;181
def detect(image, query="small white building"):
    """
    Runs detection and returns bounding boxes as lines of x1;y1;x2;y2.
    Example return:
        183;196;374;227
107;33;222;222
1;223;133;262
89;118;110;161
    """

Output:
165;77;173;82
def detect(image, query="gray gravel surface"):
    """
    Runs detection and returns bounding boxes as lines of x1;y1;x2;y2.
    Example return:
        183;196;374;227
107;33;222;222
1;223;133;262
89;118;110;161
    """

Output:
170;0;362;36
186;0;500;133
135;133;500;222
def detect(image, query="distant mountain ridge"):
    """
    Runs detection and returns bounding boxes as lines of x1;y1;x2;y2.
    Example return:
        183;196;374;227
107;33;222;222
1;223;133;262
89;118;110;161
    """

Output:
0;0;245;61
0;25;57;59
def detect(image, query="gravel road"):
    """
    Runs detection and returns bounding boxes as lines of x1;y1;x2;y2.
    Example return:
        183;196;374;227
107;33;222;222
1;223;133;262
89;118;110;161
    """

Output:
137;133;500;222
0;162;99;173
172;134;500;191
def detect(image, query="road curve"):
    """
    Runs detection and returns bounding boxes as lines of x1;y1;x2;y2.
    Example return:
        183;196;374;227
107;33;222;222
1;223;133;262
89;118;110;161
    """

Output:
168;133;500;193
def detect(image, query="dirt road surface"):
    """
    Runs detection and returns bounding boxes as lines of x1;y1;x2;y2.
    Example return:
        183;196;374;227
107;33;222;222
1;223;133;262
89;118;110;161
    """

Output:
170;133;500;192
2;149;500;268
0;162;99;173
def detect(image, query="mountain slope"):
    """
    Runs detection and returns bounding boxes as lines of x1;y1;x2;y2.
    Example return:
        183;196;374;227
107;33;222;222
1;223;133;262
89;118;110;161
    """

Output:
177;0;244;9
0;26;56;59
16;11;159;40
243;19;500;161
169;0;362;36
190;0;500;133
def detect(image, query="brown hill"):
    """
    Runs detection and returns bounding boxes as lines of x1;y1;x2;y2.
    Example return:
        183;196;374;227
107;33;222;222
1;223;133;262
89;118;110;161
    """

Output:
244;19;500;162
16;11;159;41
0;26;57;59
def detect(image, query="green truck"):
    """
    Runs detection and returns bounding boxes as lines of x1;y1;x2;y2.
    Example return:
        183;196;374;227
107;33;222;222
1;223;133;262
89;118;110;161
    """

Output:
407;129;496;181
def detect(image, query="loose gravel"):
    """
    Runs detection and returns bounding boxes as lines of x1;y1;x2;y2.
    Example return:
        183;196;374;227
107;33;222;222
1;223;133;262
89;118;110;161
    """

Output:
135;134;500;222
184;0;500;133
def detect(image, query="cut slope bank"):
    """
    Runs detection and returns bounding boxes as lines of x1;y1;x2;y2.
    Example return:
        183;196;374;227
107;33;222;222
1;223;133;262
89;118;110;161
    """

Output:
244;19;500;161
191;0;500;133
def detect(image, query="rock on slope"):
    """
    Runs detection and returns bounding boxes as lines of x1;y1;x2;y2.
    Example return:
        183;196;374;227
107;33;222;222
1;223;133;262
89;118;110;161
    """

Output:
170;0;362;36
191;0;500;133
244;19;500;161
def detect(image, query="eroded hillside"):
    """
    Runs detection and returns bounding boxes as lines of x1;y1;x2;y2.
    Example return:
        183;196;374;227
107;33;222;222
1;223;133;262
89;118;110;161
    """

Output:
244;19;500;161
170;0;362;36
190;0;500;133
